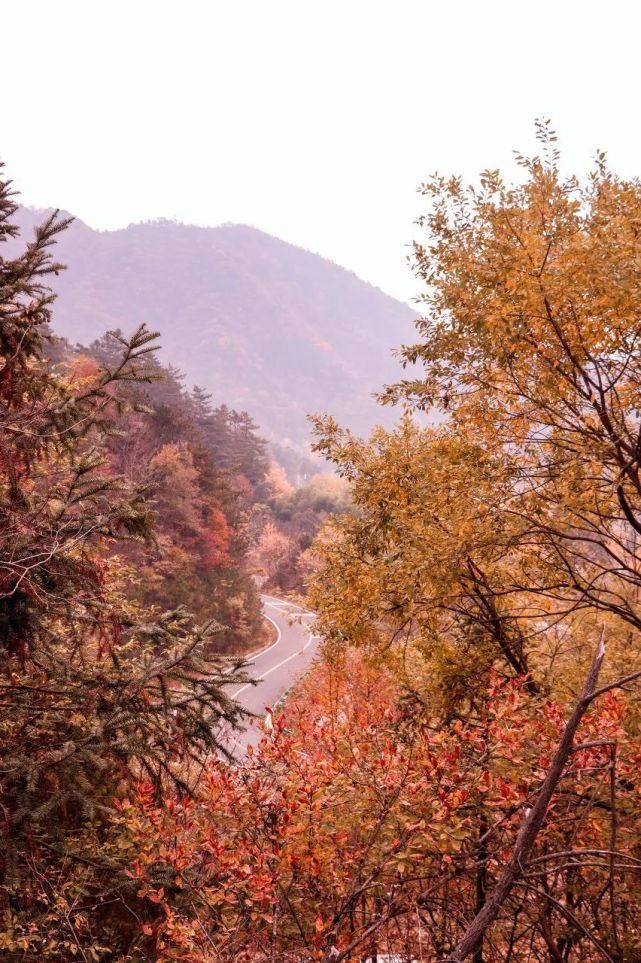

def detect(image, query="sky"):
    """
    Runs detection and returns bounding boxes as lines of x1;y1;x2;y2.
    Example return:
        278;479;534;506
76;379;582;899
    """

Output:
3;0;641;302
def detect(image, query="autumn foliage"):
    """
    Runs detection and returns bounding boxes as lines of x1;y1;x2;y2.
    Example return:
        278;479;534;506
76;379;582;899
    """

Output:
115;651;641;961
304;126;641;958
0;174;253;958
8;126;641;961
80;340;270;655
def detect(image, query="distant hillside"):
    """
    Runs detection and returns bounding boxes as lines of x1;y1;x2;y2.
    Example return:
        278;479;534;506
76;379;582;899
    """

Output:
15;208;416;444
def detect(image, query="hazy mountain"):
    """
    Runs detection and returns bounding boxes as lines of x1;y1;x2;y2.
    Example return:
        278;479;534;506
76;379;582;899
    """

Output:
15;208;416;445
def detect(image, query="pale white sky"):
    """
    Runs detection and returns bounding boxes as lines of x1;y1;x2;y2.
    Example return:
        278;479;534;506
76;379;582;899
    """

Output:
3;0;640;301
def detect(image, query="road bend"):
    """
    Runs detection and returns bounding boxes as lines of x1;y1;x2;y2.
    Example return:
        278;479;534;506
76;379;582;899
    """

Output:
223;594;320;758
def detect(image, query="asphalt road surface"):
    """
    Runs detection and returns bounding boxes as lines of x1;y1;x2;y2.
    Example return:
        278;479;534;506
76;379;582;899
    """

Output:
224;594;320;758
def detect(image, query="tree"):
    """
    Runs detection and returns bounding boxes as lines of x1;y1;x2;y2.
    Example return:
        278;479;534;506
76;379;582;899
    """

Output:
385;123;641;673
252;521;294;580
116;644;640;962
261;473;352;593
306;128;641;960
0;165;249;957
81;334;266;655
266;461;294;499
196;402;269;494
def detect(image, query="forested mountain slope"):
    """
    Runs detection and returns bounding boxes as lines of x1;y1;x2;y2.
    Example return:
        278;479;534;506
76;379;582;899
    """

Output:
15;208;415;444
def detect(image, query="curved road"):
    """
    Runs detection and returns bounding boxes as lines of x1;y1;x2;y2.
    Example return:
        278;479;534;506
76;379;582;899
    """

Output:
225;594;320;757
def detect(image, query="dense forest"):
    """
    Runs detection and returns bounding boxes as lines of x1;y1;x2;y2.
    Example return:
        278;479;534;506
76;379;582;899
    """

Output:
6;124;641;963
44;317;340;649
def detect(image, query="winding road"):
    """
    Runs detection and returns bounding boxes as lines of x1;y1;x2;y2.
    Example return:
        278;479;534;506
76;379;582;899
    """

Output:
225;594;320;758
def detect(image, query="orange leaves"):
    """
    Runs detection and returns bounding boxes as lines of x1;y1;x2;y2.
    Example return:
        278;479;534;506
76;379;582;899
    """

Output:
106;648;639;961
198;502;231;568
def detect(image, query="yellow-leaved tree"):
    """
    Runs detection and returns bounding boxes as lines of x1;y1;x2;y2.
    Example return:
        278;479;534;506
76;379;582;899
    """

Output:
307;124;641;960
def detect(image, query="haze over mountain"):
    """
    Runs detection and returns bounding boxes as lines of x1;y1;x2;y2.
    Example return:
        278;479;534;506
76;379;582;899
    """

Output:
16;208;416;446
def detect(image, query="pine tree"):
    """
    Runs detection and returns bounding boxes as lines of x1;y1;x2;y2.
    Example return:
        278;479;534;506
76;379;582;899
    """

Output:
0;165;250;943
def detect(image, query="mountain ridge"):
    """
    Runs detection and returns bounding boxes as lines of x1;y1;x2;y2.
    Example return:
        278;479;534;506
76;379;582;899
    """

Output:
15;207;417;445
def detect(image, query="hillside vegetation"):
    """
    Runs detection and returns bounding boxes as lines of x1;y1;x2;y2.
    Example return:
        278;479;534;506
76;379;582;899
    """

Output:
13;208;415;446
7;130;641;961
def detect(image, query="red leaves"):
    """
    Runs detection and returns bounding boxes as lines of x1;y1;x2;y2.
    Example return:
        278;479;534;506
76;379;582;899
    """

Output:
197;503;231;569
110;653;638;962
